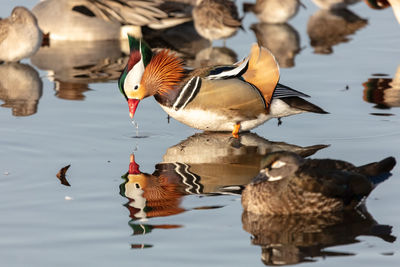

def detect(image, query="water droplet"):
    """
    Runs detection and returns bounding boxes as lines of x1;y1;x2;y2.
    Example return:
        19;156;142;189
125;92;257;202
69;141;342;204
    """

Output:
131;120;139;137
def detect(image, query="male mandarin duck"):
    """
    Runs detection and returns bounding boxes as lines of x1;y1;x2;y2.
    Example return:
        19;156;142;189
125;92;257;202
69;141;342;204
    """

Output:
242;151;396;215
118;36;327;137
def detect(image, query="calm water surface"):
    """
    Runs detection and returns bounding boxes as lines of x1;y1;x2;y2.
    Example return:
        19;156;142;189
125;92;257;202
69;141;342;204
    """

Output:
1;0;400;266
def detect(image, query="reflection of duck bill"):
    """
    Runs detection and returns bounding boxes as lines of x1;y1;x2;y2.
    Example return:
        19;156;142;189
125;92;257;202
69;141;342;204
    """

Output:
307;8;367;54
242;208;395;265
161;132;328;194
251;23;300;68
0;63;43;116
31;40;127;84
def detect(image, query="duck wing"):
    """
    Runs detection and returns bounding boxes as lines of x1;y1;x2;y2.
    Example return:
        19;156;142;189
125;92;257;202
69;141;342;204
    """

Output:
294;159;374;201
176;78;267;120
241;44;280;108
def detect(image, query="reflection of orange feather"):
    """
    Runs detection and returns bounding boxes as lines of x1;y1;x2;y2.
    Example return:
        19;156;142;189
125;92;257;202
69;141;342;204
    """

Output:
242;44;280;108
143;176;185;203
140;174;187;218
142;50;184;96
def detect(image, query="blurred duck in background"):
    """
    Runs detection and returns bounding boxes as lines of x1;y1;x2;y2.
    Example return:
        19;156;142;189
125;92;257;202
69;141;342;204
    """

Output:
251;23;300;68
32;0;193;41
31;40;126;101
0;63;42;116
243;1;302;68
312;0;361;9
243;0;301;24
53;82;91;101
363;65;400;111
192;0;242;45
31;40;126;84
307;8;367;54
364;0;400;24
187;46;238;68
0;7;42;62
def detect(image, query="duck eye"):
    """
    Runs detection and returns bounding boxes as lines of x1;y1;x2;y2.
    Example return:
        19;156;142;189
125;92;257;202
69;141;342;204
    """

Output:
134;85;139;90
271;160;286;169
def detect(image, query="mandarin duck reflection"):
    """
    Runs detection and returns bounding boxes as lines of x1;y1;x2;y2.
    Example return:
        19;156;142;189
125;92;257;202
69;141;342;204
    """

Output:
118;36;327;137
120;154;189;221
242;151;396;215
160;132;328;194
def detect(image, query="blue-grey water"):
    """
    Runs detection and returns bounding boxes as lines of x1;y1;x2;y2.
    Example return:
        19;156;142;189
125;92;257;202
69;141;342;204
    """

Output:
1;0;400;266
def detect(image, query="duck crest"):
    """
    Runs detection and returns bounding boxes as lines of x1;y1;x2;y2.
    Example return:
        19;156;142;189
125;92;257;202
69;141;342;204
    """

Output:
127;35;153;66
127;50;142;72
142;50;184;97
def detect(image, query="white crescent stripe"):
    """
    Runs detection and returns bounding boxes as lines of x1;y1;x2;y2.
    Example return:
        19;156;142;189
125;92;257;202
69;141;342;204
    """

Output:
206;56;250;80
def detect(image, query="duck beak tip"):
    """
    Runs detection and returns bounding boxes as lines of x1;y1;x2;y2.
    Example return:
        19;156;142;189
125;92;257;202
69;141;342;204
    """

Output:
128;98;140;119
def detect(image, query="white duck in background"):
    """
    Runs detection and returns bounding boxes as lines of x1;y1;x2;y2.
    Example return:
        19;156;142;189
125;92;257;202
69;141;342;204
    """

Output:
32;0;192;41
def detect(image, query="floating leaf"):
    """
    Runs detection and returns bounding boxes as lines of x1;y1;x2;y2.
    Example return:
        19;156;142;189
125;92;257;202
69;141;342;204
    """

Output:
56;164;71;186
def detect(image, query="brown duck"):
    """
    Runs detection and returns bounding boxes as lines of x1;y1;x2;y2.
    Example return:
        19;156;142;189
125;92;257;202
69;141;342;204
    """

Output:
242;151;396;215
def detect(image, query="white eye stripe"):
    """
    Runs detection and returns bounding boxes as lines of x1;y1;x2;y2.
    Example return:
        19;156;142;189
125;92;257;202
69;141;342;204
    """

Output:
124;56;145;94
268;175;283;182
265;170;283;182
271;160;286;169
